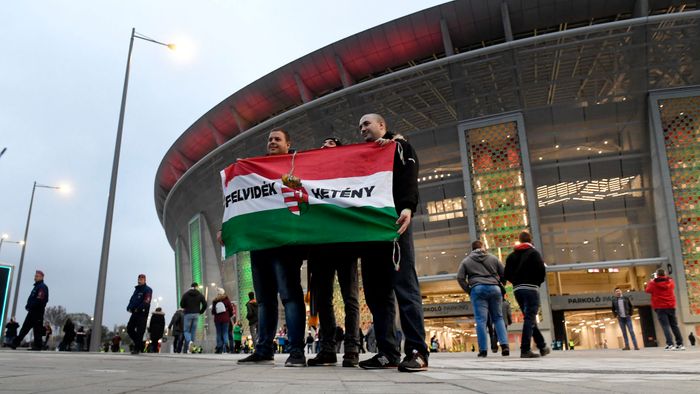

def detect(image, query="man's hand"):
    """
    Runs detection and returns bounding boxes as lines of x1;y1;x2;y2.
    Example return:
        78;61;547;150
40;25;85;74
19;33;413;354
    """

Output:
375;138;391;146
396;208;412;235
217;230;224;246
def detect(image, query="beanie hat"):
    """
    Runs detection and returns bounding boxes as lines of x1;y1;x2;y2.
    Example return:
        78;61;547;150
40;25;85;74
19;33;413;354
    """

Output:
217;288;225;295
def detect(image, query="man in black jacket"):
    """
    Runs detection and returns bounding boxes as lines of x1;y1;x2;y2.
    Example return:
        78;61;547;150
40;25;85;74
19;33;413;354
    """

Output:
126;274;152;354
12;270;49;350
504;232;550;358
356;114;429;372
245;292;258;346
179;282;206;353
612;287;639;350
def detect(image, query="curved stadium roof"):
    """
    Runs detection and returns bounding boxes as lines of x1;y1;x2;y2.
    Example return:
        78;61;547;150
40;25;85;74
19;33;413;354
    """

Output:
154;0;695;223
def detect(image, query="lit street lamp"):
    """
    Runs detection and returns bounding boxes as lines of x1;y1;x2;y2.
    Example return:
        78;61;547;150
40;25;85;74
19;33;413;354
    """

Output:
90;29;175;352
0;234;24;256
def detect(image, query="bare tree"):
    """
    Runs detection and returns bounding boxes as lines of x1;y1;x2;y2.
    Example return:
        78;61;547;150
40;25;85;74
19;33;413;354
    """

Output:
44;306;67;332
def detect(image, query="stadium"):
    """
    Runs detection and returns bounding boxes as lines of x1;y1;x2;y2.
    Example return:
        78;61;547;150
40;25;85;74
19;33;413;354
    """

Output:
155;0;700;351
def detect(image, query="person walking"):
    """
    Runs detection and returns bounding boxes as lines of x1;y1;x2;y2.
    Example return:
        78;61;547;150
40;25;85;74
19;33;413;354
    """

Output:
504;232;551;359
4;317;19;347
179;282;207;353
126;274;152;354
611;287;639;350
689;332;696;347
245;292;258;346
306;332;315;354
233;321;243;353
457;240;510;358
148;307;166;353
645;269;685;350
356;114;429;372
75;327;86;351
11;270;49;350
211;288;235;354
58;318;75;351
168;308;185;353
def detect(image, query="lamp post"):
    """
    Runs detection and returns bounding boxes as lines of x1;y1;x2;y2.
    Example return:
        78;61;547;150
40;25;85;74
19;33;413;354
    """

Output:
0;234;24;256
89;29;175;352
9;182;63;321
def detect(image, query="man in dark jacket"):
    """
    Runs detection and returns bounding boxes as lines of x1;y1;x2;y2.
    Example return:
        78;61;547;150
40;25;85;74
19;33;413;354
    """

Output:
4;317;19;347
356;114;429;373
148;307;166;353
126;274;152;354
58;318;75;351
245;292;258;346
504;232;550;359
457;241;510;357
12;270;49;350
168;308;185;353
611;287;639;350
179;282;207;353
645;269;684;350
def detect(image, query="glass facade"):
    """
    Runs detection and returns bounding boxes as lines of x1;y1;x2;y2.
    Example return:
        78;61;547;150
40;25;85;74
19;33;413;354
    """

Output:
188;216;205;336
236;251;253;327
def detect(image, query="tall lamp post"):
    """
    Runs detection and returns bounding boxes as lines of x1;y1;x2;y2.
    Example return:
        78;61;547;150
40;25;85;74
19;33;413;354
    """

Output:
0;234;24;256
89;29;175;352
9;182;63;322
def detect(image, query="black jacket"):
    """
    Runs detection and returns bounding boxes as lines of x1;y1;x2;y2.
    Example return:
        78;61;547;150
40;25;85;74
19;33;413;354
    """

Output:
611;295;634;318
180;288;207;314
26;280;49;311
168;310;184;335
385;132;419;214
148;311;166;337
5;321;19;337
504;244;546;290
246;299;258;324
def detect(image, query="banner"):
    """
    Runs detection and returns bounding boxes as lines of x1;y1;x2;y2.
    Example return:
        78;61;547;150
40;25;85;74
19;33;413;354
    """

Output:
220;142;399;257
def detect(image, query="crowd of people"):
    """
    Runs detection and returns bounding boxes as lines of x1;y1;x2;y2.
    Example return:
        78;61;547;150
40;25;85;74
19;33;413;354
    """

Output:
3;113;696;371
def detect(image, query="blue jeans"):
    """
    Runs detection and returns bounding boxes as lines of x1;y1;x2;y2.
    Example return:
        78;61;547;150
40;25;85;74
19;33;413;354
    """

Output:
183;313;199;347
655;308;684;346
251;247;305;357
617;316;638;348
471;284;509;352
215;321;229;351
514;288;546;352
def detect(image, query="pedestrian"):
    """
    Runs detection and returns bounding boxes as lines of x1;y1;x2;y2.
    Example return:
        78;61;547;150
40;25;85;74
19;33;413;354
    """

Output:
234;129;307;367
457;240;510;357
689;332;696;346
611;287;639;350
11;270;49;351
168;308;185;353
148;307;166;353
245;292;258;346
111;334;121;352
126;274;152;355
233;321;243;353
645;269;685;350
75;326;86;351
306;332;314;354
504;231;551;359
4;317;19;347
487;298;513;352
58;318;75;351
179;282;206;353
42;323;52;350
356;114;429;372
211;288;235;354
430;335;440;353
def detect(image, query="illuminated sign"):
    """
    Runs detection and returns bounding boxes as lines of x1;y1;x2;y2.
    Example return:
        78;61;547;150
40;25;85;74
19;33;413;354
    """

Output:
537;175;642;207
0;264;12;330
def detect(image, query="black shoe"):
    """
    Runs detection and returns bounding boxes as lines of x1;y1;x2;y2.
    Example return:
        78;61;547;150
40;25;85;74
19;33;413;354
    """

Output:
477;351;487;358
501;345;510;357
342;352;359;368
539;346;551;357
10;342;18;350
238;352;274;365
520;351;540;358
398;350;428;372
284;351;306;367
359;353;398;369
307;351;337;366
491;347;498;353
622;346;631;351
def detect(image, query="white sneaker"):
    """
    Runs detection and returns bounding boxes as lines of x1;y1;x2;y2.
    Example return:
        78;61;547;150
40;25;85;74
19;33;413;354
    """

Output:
664;345;674;350
676;345;686;351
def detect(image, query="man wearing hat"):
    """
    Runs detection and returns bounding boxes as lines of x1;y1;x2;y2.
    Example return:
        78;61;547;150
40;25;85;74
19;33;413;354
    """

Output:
126;274;152;354
12;270;49;350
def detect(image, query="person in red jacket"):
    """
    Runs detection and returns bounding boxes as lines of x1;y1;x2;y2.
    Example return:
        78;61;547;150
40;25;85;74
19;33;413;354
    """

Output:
645;269;685;350
212;288;235;354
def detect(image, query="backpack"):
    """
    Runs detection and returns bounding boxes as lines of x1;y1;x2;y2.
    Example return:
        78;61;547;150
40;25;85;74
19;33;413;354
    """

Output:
215;301;226;314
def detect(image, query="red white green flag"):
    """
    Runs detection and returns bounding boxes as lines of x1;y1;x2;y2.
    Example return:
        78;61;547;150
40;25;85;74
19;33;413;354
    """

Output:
220;142;399;257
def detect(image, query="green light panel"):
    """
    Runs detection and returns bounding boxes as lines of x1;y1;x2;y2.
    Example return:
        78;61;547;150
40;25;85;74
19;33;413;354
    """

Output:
189;216;205;335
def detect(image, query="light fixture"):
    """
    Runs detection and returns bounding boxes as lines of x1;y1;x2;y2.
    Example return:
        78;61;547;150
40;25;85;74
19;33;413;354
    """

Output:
555;144;560;149
583;240;589;244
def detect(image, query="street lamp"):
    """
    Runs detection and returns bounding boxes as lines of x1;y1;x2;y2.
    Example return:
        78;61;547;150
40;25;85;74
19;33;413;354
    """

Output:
9;182;65;322
0;234;24;256
90;28;175;352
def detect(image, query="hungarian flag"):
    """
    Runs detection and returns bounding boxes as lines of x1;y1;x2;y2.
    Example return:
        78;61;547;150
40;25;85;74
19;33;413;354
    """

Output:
220;142;399;257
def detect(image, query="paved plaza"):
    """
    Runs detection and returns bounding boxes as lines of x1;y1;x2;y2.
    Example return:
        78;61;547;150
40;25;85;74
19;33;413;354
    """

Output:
1;347;699;393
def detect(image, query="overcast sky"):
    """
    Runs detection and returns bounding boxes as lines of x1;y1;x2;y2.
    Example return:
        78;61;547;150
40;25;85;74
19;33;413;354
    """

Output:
0;0;446;329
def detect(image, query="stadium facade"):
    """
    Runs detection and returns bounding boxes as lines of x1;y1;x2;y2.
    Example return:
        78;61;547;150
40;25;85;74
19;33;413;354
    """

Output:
155;0;700;350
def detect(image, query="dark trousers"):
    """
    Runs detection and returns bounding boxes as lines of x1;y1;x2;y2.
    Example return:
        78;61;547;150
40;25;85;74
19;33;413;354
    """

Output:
58;334;74;351
251;247;305;357
149;334;162;352
173;334;184;353
514;288;546;352
14;309;44;349
361;225;428;361
127;313;147;353
308;244;360;354
655;308;684;346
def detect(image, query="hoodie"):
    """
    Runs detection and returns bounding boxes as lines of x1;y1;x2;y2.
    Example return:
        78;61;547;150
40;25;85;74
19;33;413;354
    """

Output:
384;131;419;215
504;243;546;291
148;310;166;337
456;249;504;293
179;288;207;314
645;276;676;309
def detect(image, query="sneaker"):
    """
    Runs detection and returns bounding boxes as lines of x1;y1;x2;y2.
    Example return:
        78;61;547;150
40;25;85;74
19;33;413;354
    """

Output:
477;351;488;358
622;346;631;351
238;352;274;365
634;346;640;350
664;345;675;351
501;345;510;357
342;352;359;368
284;351;306;367
307;351;337;366
398;350;429;372
675;345;686;351
520;350;540;358
359;353;398;370
539;346;551;357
